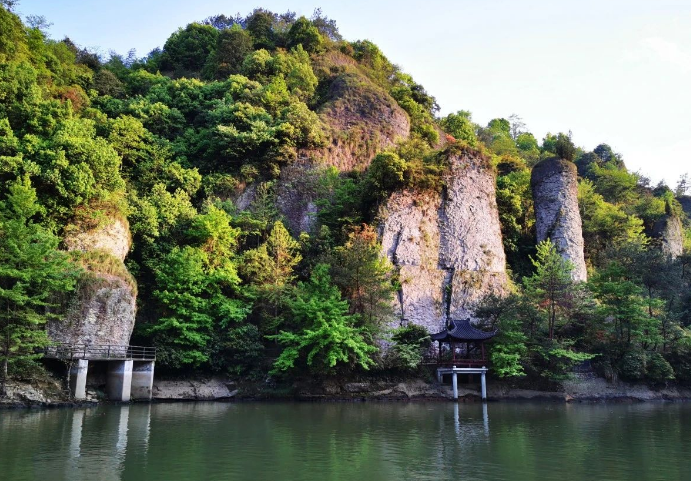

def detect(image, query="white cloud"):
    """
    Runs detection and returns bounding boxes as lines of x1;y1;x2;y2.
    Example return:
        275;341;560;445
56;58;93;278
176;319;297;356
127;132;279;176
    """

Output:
639;37;691;73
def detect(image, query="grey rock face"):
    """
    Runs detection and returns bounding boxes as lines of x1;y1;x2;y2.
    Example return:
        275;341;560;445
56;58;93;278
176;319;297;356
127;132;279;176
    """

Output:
652;214;684;257
380;150;509;333
531;158;587;282
51;219;137;346
64;218;131;261
49;273;136;346
275;159;322;234
152;378;237;400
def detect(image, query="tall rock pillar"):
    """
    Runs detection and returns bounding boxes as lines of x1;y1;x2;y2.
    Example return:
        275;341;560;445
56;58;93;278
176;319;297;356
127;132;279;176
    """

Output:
380;147;509;333
531;158;587;282
652;214;684;258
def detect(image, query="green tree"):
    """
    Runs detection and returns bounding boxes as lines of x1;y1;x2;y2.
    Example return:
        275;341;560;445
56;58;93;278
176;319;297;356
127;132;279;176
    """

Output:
241;220;302;332
0;177;78;395
385;324;430;371
286;17;323;53
367;151;407;194
524;240;578;340
148;208;250;370
161;23;218;74
269;264;376;374
330;224;395;330
554;132;576;161
496;169;534;275
439;110;477;146
578;180;645;262
209;25;253;79
246;9;276;50
475;294;533;377
589;262;657;349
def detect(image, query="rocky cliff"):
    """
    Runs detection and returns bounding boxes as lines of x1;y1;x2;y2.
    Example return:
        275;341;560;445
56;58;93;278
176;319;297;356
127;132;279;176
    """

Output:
651;214;684;258
271;69;410;234
314;72;410;172
531;158;588;281
49;218;137;346
380;148;509;333
63;218;131;262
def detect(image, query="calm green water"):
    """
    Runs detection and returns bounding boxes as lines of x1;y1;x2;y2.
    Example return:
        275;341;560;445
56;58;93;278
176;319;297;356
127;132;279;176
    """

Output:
1;402;689;481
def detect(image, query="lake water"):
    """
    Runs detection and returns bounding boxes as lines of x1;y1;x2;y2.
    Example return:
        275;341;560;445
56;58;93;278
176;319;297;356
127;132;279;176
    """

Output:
1;401;689;481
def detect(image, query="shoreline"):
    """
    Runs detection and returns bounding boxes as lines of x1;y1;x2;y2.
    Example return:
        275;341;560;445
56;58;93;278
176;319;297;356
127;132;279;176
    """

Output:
3;374;691;409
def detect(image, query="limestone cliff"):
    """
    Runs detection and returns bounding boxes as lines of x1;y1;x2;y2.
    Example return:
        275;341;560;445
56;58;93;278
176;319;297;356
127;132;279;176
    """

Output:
63;217;131;262
531;158;587;282
651;214;684;258
49;219;137;346
379;148;509;333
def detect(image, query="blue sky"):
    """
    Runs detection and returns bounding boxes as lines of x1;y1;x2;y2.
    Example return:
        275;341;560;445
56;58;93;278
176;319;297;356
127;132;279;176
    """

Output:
16;0;691;187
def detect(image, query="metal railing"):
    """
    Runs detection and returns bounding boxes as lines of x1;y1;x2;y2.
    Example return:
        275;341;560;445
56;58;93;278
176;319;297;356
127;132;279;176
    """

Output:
44;344;156;361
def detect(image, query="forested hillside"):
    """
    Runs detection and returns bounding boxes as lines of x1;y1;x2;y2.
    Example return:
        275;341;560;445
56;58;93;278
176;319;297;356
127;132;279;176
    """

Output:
1;4;690;393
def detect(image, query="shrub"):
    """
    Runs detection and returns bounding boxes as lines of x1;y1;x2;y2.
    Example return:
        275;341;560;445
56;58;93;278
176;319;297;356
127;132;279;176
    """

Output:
646;352;675;383
555;132;576;161
384;324;430;371
618;350;646;381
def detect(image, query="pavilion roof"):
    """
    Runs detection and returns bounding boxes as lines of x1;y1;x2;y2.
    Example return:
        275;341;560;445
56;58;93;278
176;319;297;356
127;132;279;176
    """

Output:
430;319;497;342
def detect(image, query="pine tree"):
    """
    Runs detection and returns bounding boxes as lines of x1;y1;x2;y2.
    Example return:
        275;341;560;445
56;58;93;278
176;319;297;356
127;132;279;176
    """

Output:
0;177;78;395
524;240;577;340
241;220;301;332
330;224;395;330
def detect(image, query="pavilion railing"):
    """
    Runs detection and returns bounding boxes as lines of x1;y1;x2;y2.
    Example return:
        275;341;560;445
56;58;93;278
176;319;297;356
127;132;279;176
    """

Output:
44;343;156;361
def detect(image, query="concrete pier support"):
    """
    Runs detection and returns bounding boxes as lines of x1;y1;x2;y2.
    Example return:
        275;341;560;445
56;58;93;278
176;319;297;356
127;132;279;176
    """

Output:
452;366;458;400
481;370;487;401
69;359;88;400
131;361;155;400
106;360;133;402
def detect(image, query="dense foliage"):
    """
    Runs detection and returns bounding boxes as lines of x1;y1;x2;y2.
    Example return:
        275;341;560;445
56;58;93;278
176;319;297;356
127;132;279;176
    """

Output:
0;4;689;387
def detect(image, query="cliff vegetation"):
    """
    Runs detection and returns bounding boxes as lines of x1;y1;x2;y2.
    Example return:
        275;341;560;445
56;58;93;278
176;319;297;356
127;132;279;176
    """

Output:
0;4;690;392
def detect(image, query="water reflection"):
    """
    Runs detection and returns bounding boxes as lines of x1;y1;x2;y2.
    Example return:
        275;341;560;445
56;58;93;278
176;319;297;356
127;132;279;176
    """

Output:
0;402;689;481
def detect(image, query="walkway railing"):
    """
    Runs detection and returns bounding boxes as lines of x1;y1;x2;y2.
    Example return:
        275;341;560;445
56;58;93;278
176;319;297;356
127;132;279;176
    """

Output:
44;344;156;361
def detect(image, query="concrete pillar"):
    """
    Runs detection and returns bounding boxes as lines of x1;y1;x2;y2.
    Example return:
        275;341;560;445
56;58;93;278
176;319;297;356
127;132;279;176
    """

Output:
131;361;155;400
452;366;458;400
69;359;88;400
481;370;487;401
106;360;133;402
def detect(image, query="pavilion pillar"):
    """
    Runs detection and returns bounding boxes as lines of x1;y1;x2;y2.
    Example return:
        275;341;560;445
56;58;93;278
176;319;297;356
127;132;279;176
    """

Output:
452;366;458;400
481;368;487;401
